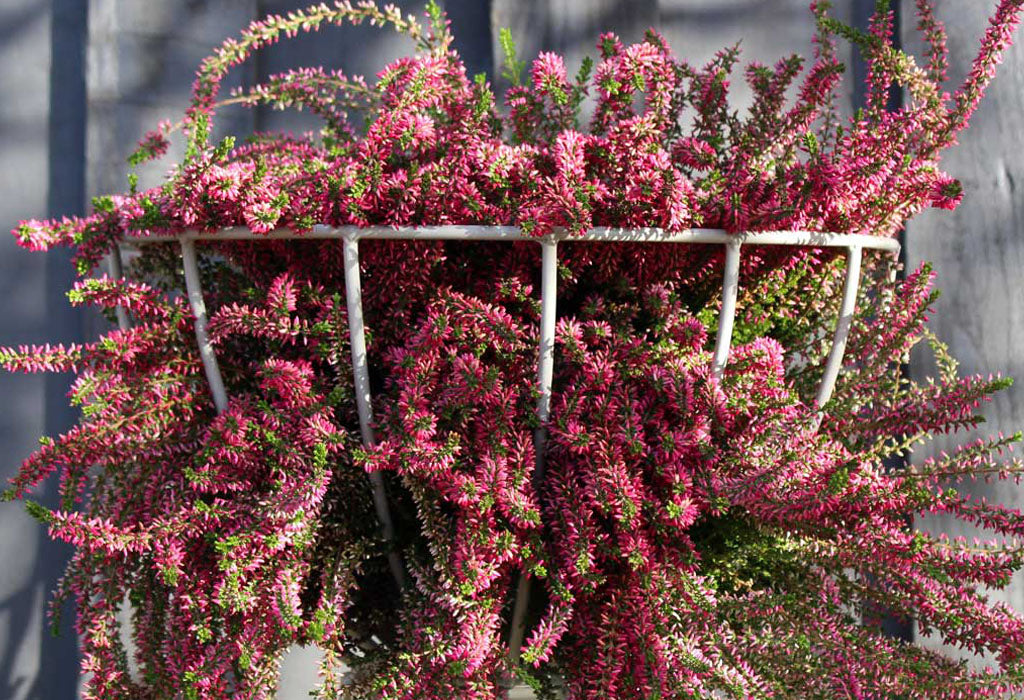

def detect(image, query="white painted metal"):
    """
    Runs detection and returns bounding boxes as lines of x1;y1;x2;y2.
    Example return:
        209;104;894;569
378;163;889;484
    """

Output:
131;225;902;253
180;238;229;415
341;234;408;591
814;246;864;412
712;240;742;381
508;238;559;662
107;247;130;331
535;239;559;452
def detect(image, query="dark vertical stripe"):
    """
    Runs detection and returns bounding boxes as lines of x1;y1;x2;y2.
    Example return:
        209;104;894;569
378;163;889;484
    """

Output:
852;0;914;646
890;0;908;278
446;0;494;80
885;0;914;646
254;0;267;134
48;0;87;220
43;0;86;695
851;0;903;112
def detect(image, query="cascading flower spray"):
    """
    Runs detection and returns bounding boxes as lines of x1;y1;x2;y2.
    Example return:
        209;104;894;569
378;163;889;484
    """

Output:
4;0;1024;698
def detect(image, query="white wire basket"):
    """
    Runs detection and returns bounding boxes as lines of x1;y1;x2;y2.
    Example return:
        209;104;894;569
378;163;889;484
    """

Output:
111;225;900;652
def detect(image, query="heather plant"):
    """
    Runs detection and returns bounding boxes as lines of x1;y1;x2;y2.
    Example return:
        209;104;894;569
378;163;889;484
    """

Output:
4;0;1024;698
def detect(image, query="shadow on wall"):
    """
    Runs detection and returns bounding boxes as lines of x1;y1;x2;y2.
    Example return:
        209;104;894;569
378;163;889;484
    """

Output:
0;514;77;700
0;1;85;698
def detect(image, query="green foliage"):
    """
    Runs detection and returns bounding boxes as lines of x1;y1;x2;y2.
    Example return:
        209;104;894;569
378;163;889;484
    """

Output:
499;28;526;86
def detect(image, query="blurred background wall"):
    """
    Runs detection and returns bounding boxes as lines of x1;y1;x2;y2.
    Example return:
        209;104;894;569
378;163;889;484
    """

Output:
904;0;1024;661
0;0;1018;697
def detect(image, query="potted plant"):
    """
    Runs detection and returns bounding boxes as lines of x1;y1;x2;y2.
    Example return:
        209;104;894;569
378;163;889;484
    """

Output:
5;0;1024;697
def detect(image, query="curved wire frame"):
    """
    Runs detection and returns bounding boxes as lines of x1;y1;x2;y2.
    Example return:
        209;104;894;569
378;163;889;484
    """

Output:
111;225;900;658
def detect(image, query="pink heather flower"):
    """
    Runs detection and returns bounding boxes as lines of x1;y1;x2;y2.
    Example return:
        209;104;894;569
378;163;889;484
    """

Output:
931;174;965;210
673;137;717;171
129;120;172;166
3;2;1024;697
531;51;569;94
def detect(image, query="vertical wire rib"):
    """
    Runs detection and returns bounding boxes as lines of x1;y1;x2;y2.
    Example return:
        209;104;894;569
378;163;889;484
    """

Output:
712;241;742;380
508;238;559;663
180;238;229;415
814;245;863;422
534;238;559;466
107;247;130;331
342;234;407;591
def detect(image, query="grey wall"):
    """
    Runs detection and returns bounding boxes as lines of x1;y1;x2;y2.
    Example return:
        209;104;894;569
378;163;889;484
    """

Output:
0;0;1020;696
0;2;83;699
904;0;1024;661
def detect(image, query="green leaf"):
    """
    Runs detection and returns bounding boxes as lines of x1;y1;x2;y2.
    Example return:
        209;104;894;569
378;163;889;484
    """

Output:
24;499;55;525
499;28;526;86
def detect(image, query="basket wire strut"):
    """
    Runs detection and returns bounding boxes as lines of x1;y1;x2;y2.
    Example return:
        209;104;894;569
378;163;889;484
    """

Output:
816;246;863;412
180;239;229;415
508;238;558;659
712;240;742;380
342;233;408;590
114;226;897;658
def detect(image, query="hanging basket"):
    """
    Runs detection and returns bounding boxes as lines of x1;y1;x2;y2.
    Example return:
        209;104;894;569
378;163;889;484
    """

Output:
113;225;900;624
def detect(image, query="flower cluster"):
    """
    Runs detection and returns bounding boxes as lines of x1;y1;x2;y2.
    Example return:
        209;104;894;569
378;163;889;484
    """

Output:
5;1;1024;698
16;0;1024;272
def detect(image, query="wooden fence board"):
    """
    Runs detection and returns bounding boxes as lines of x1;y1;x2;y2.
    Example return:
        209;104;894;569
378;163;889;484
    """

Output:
903;0;1024;661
